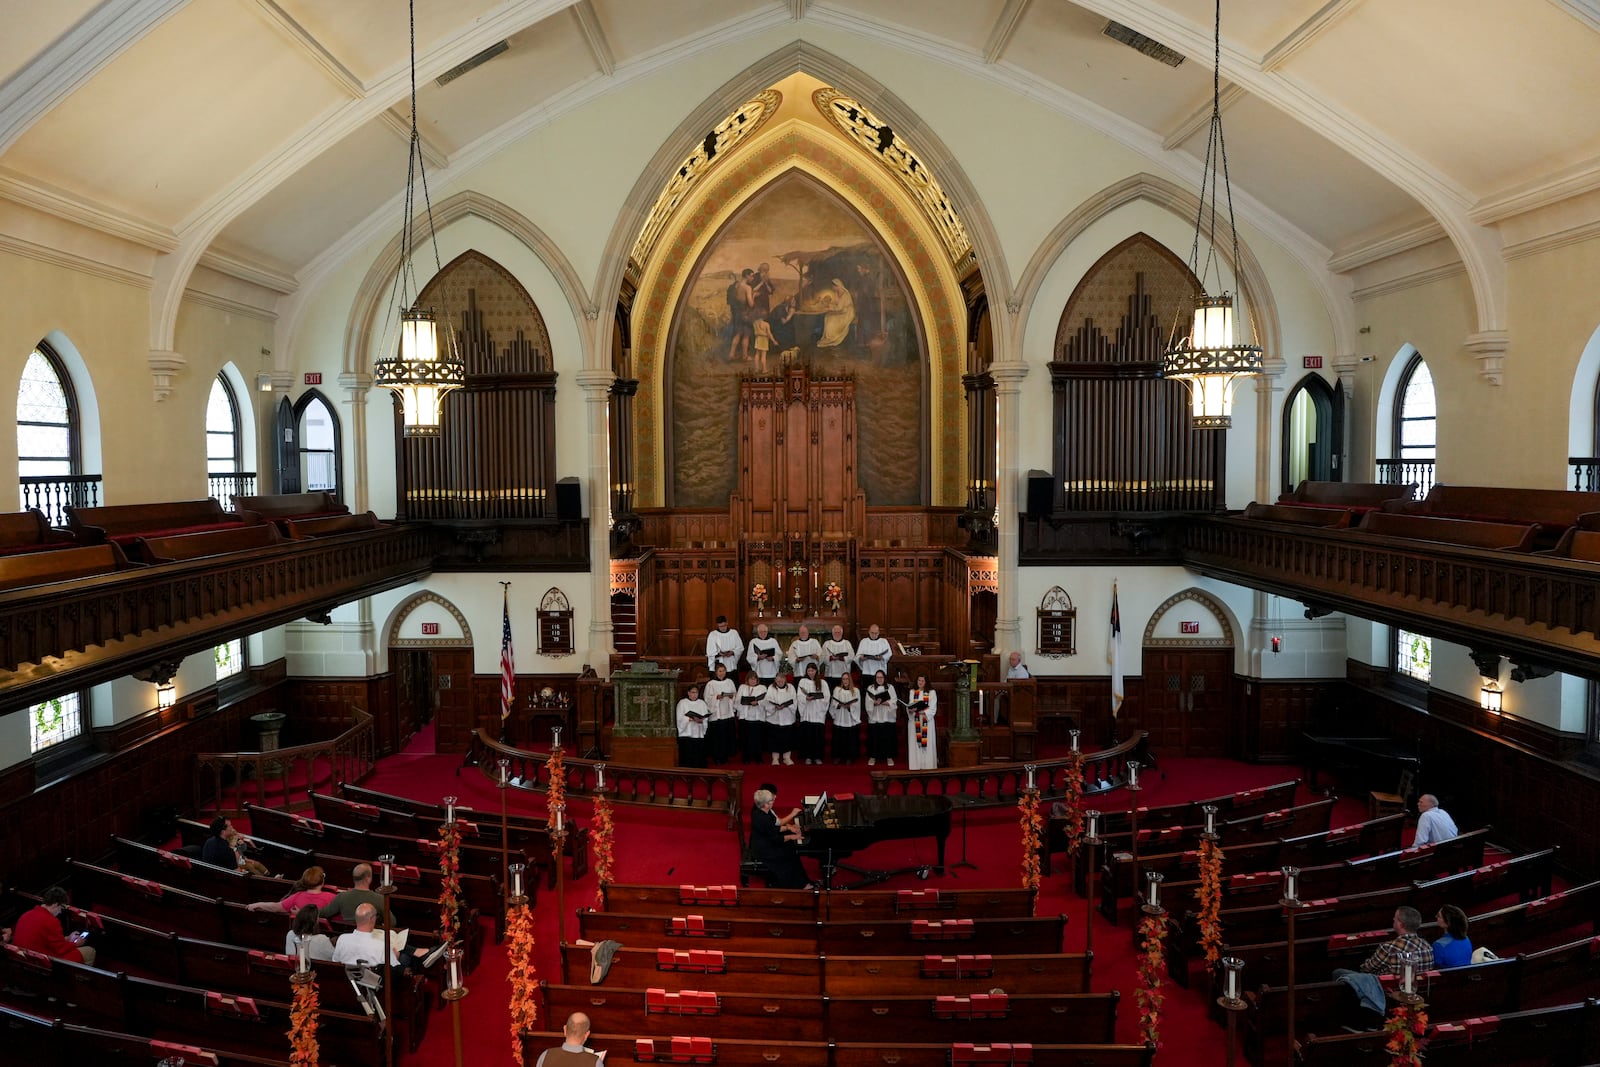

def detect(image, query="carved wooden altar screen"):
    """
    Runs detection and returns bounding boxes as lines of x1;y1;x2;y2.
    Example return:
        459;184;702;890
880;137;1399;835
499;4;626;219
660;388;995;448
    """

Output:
732;365;866;540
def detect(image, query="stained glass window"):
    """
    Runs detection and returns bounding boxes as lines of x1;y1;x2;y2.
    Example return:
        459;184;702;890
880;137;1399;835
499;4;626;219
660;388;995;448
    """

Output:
29;691;82;753
215;638;244;680
1396;628;1432;682
17;348;75;483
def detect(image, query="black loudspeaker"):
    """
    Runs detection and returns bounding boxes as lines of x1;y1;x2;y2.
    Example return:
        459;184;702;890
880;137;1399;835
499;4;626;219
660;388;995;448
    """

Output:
555;477;582;521
1026;470;1054;519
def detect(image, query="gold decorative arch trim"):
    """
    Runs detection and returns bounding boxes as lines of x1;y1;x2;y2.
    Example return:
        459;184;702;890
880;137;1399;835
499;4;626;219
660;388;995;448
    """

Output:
1143;588;1235;648
386;590;475;649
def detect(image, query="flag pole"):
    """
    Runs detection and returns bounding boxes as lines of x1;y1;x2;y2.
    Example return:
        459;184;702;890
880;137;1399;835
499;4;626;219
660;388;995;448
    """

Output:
500;581;513;744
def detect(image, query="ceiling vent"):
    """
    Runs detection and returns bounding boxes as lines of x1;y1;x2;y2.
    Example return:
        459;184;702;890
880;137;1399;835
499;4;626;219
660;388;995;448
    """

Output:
436;40;509;87
1103;21;1185;67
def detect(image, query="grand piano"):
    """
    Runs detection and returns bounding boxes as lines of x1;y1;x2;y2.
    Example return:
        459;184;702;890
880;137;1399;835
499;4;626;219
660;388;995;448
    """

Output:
798;794;953;889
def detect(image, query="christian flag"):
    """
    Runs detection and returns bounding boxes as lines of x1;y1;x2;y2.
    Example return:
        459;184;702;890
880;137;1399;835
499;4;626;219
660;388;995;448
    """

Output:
499;585;515;721
1108;581;1124;719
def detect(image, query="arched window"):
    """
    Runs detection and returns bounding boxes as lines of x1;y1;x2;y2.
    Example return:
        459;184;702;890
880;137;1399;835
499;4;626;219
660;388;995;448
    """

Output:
206;374;250;504
1281;375;1340;495
17;344;90;524
1387;353;1437;494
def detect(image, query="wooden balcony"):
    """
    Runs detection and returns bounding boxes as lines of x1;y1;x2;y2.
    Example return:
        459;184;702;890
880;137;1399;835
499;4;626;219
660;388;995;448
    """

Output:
1182;514;1600;675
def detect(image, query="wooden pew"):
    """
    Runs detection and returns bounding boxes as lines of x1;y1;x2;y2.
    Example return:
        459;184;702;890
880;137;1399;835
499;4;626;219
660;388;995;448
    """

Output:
577;910;1067;957
284;511;383;538
520;1031;1158;1067
128;522;282;563
1279;481;1416;509
1297;999;1597;1066
0;508;75;551
1387;484;1600;539
232;491;349;522
65;498;249;545
1519;936;1600;1009
0;1004;288;1067
540;982;1119;1045
0;541;129;592
1055;780;1301;875
823;952;1093;995
1242;501;1355;528
598;883;1037;921
1212;829;1490;907
1356;510;1542;550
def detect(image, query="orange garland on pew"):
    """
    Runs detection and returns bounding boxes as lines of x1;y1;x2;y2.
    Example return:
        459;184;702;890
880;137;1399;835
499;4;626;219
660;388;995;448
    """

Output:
288;975;320;1067
438;817;462;943
1018;791;1043;891
1063;751;1085;857
505;901;539;1066
1383;1001;1428;1066
591;793;616;908
1196;835;1223;966
1136;912;1166;1049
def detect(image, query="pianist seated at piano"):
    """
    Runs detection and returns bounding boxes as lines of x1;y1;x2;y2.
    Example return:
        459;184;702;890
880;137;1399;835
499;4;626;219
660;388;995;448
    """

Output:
750;785;815;889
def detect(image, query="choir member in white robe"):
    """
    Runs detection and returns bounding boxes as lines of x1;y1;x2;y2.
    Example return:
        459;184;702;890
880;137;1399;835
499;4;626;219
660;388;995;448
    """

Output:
856;624;892;681
829;672;862;763
822;625;855;684
704;663;738;765
705;615;744;674
864;669;898;765
747;623;781;684
762;673;798;765
786;624;822;677
905;676;938;771
797;664;830;764
736;672;768;764
676;684;709;768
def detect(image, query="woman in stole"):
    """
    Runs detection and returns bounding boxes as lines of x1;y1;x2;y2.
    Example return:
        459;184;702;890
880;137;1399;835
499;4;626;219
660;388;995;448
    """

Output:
905;675;938;771
864;668;898;766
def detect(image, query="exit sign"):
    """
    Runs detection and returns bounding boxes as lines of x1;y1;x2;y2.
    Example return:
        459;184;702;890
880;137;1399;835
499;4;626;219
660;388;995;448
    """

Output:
421;622;440;635
1180;621;1200;634
304;372;322;385
1302;356;1323;369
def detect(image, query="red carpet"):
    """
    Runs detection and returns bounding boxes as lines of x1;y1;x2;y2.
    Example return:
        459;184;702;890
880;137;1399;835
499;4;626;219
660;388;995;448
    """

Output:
368;728;1366;1065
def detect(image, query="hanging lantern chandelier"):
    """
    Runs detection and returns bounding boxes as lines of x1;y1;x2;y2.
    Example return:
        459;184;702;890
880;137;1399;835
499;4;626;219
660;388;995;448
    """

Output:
1161;0;1264;430
373;0;464;436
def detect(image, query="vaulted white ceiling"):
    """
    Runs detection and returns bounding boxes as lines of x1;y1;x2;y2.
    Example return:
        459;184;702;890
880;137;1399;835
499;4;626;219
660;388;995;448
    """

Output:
4;0;1599;318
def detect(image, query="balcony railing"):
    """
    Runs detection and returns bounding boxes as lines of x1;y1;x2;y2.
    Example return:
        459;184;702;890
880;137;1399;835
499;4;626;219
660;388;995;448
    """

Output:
209;471;258;508
20;473;102;527
1570;458;1600;492
1376;459;1434;498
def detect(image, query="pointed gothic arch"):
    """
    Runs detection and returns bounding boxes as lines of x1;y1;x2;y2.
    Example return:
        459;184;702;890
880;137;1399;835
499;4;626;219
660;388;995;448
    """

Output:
383;590;475;649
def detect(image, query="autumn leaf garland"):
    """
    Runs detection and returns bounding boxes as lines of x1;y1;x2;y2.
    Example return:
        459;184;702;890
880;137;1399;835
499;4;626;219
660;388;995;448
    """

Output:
1063;752;1085;857
438;817;462;943
505;900;539;1066
1196;835;1223;966
288;976;320;1067
592;792;616;909
1018;791;1043;891
1136;912;1167;1049
1383;1001;1428;1067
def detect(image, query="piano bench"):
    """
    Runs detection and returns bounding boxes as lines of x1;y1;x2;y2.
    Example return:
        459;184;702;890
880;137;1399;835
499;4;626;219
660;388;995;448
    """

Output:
738;848;770;888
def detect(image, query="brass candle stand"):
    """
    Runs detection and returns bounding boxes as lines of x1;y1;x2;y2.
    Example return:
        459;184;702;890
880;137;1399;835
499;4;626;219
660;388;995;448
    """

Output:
441;942;468;1067
1083;809;1102;958
1280;866;1304;1067
1216;956;1247;1067
376;854;397;1067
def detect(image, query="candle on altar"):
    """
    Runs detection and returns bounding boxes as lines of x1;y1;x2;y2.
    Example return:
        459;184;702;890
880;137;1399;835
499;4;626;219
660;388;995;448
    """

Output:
813;568;818;588
777;567;782;589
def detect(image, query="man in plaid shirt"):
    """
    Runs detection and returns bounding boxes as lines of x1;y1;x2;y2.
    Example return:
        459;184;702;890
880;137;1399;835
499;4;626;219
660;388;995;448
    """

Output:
1356;906;1434;976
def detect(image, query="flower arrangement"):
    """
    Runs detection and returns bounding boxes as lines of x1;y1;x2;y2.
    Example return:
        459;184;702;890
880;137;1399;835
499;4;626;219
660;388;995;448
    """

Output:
1018;792;1043;892
505;900;539;1066
591;793;616;909
1062;752;1085;858
437;818;462;943
1196;836;1223;966
1383;1002;1428;1066
288;974;320;1066
1136;913;1167;1049
823;581;844;610
750;583;768;606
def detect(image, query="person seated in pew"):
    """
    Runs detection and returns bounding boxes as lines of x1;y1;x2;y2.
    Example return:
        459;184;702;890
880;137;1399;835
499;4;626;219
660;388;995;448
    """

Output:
1006;651;1031;679
1413;794;1459;847
247;865;336;913
1432;905;1473;968
318;863;385;921
331;902;445;972
14;886;94;966
287;904;334;961
224;823;270;877
201;816;237;868
1337;906;1434;981
749;786;815;890
535;1011;608;1066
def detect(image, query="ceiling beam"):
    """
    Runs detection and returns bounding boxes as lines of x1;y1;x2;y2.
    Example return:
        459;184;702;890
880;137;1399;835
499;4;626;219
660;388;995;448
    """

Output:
245;0;363;96
1160;81;1244;151
983;0;1033;64
379;108;450;170
1260;0;1364;72
571;0;616;76
0;0;189;155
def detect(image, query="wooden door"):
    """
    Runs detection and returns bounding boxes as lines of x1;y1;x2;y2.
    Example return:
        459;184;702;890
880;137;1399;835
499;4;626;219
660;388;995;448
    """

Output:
430;649;477;753
1141;648;1231;757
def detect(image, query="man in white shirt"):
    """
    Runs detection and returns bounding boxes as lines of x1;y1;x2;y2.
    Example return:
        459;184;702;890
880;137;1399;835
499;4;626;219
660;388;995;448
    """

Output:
705;615;743;674
787;624;822;677
703;663;738;765
1413;794;1459;847
1006;651;1031;679
331;903;443;972
747;623;781;684
856;623;892;681
822;625;855;684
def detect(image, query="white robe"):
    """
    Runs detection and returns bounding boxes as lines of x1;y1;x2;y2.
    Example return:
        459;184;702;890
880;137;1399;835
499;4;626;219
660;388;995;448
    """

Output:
856;635;892;679
706;627;744;671
905;688;938;770
747;636;781;680
822;638;855;680
829;686;861;728
704;677;738;721
787;637;822;675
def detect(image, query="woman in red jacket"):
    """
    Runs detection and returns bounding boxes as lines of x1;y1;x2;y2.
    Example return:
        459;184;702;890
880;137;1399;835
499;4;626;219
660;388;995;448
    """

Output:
14;886;94;966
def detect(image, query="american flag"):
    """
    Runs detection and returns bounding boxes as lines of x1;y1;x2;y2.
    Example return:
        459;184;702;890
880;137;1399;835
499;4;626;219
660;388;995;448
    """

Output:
500;585;515;721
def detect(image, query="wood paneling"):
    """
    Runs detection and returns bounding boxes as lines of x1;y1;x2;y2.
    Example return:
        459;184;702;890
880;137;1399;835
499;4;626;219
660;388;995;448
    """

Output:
1241;679;1332;762
431;650;478;754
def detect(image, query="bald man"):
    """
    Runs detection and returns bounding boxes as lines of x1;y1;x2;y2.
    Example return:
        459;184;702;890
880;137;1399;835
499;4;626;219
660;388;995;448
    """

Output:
1413;794;1458;847
536;1011;607;1066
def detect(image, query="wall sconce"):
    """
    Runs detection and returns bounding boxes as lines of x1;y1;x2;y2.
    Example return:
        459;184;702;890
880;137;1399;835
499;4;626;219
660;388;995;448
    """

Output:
256;372;274;393
156;683;176;709
1480;682;1503;713
1270;635;1282;654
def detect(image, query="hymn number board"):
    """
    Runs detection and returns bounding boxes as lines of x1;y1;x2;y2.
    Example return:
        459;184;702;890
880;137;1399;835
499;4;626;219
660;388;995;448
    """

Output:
1036;585;1077;658
537;587;575;657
